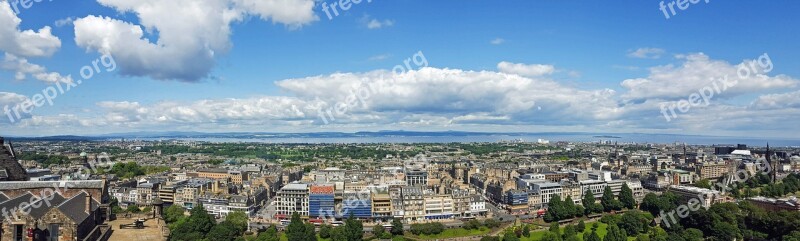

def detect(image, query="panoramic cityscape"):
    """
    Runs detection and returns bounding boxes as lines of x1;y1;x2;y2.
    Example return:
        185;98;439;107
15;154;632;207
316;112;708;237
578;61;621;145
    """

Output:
1;1;800;241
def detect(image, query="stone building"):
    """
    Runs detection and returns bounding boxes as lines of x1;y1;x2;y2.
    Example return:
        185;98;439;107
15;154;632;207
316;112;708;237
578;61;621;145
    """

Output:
0;137;29;181
0;180;109;241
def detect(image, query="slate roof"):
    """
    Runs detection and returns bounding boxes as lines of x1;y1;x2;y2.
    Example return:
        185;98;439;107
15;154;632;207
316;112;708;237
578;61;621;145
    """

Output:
0;180;104;190
23;192;67;219
0;192;35;213
56;191;100;224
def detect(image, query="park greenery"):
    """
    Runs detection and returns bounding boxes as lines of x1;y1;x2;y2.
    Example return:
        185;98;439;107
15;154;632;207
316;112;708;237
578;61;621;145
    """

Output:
544;184;636;223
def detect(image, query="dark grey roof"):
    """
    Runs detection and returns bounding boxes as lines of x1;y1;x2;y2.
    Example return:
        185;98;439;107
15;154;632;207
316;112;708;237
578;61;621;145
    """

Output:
57;191;99;224
0;192;8;203
24;193;66;219
0;180;104;190
0;192;35;212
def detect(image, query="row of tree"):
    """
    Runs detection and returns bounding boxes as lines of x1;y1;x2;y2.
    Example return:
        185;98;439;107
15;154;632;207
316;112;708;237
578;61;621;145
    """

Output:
545;184;637;222
167;205;248;241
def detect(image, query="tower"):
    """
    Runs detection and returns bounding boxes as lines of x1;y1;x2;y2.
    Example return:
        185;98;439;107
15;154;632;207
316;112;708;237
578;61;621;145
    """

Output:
683;144;687;164
768;143;777;183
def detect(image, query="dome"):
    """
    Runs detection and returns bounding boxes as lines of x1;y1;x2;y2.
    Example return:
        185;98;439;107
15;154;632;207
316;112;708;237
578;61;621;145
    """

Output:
152;197;164;205
80;152;88;157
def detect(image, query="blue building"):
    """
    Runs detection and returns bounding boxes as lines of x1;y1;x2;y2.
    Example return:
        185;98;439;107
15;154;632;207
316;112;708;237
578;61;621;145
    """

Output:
506;190;528;205
309;185;335;218
340;191;372;219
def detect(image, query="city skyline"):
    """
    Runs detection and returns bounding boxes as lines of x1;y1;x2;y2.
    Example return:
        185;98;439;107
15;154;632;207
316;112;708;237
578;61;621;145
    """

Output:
2;1;800;139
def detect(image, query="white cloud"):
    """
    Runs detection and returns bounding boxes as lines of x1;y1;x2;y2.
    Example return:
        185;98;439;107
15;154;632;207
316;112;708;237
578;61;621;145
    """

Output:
627;48;665;59
54;17;75;27
6;52;800;138
276;67;619;124
490;38;505;45
749;90;800;110
1;53;73;84
0;92;31;124
497;61;555;77
73;0;317;82
621;53;797;101
360;15;394;29
0;1;61;58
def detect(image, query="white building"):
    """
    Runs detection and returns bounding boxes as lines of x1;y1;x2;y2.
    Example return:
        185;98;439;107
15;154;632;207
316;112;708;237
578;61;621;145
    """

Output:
276;183;309;217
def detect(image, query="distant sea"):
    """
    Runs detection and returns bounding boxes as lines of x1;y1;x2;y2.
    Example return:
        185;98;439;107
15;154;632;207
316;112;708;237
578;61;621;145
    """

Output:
138;133;800;147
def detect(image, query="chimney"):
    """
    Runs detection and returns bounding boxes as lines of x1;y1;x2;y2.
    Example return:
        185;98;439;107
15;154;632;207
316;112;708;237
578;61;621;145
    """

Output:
85;194;92;213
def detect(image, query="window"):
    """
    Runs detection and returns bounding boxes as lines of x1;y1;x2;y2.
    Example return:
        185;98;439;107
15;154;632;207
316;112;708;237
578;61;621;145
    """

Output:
49;224;60;241
13;225;22;241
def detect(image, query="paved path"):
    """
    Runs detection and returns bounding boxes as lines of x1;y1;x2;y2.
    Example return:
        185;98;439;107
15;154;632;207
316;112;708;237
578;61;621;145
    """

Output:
108;218;166;241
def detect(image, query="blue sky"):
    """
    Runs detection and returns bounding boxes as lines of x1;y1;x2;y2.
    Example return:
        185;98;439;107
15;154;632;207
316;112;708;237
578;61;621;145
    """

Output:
1;0;799;137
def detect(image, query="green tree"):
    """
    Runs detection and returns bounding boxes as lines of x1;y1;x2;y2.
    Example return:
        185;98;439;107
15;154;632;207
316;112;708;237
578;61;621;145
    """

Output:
619;183;637;209
577;220;586;231
564;196;577;218
484;219;500;228
304;223;317;241
226;211;249;233
373;224;385;238
255;225;280;241
549;222;560;233
170;205;217;241
546;195;566;221
584;230;601;241
164;205;186;223
391;218;404;236
503;230;520;241
286;213;306;241
465;219;482;230
582;189;598;215
603;223;626;241
207;221;241;241
601;186;621;212
344;215;363;241
562;225;577;240
331;225;348;241
522;225;531;237
541;231;562;241
681;228;703;241
319;225;332;239
126;204;141;213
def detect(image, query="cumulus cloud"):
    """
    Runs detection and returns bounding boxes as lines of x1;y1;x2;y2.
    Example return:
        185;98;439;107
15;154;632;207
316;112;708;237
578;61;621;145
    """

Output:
749;90;800;110
0;1;72;85
627;48;665;59
360;15;394;29
621;53;797;102
276;67;619;125
54;17;75;27
95;97;316;125
1;53;73;84
0;1;61;58
73;0;317;82
0;92;31;124
497;61;555;77
7;52;800;138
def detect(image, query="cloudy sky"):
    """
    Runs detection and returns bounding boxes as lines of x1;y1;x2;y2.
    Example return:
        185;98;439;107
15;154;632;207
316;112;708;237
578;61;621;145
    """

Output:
1;0;799;137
